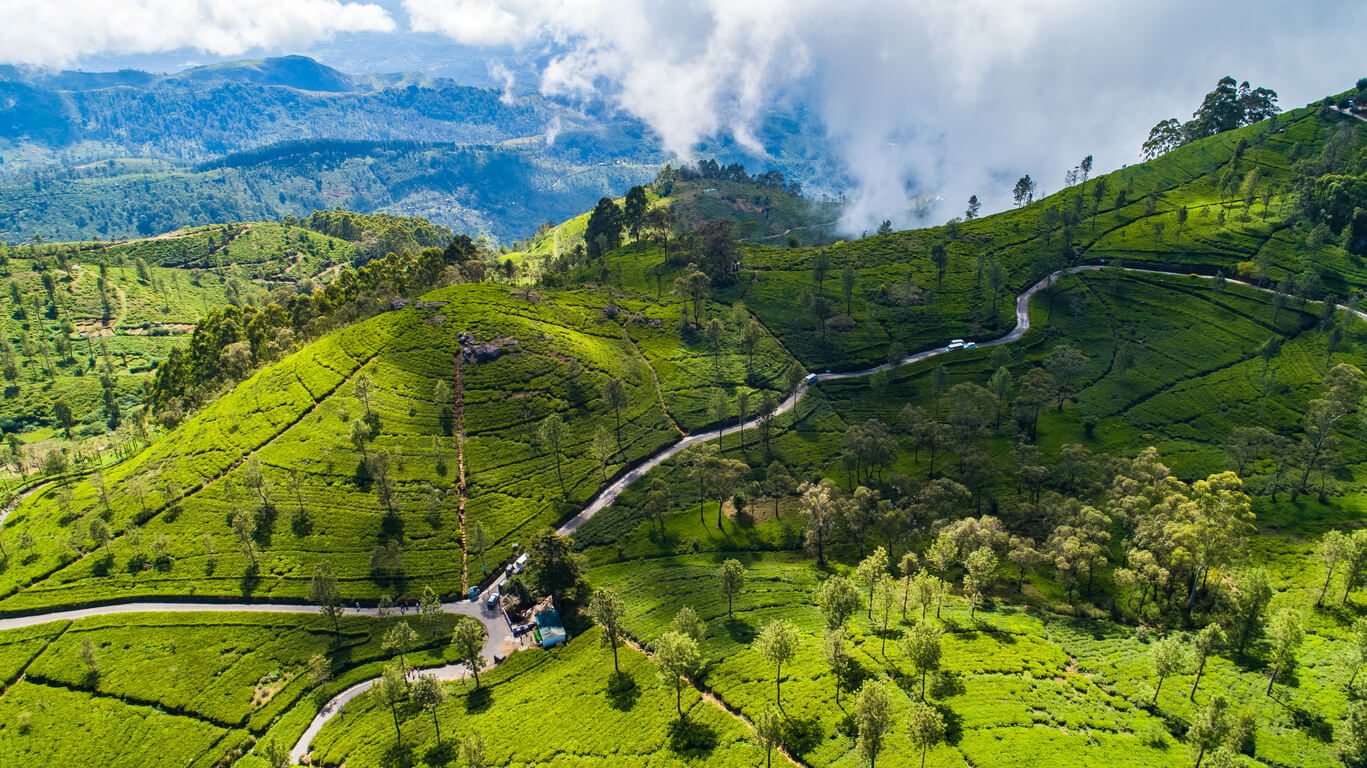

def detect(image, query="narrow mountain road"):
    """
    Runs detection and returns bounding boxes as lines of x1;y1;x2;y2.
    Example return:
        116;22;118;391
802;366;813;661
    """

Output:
1;264;1360;763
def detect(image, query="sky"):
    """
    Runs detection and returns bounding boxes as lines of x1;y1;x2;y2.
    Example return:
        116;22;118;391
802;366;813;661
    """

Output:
1;0;1364;231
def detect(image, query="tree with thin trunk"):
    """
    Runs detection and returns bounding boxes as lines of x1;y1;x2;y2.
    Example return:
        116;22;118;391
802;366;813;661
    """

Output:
1190;624;1224;701
718;559;745;618
383;621;419;675
1348;617;1367;689
589;587;626;674
350;419;371;462
900;621;942;700
310;562;343;635
816;575;862;630
655;630;702;722
1265;608;1304;695
709;387;728;447
875;575;897;654
468;520;491;575
856;546;889;622
461;730;487;768
452;619;486;688
602;378;627;450
752;707;783;768
1318;530;1350;606
90;517;112;556
841;264;857;316
705;317;725;380
823;626;850;706
1150;635;1186;705
741;320;763;381
377;661;407;748
411;674;447;746
854;680;893;768
906;699;945;768
538;413;566;496
419;585;444;639
232;509;257;566
765;462;793;518
735;389;750;452
1186;693;1228;768
592;426;614;483
354;371;374;420
899;553;919;619
756;620;799;710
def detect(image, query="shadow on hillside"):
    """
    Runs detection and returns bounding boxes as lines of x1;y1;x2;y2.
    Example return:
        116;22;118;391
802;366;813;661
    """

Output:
606;671;640;711
379;742;414;768
724;618;756;644
465;685;492;713
669;718;718;755
780;714;822;756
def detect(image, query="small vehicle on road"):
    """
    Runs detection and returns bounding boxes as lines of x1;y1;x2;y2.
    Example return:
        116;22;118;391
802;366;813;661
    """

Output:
947;339;965;350
805;373;818;385
964;341;977;350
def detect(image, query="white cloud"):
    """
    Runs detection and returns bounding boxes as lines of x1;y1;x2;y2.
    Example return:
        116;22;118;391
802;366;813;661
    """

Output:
0;0;396;68
402;0;1367;233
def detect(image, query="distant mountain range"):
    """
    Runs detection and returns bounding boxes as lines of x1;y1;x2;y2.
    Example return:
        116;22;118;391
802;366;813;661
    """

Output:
0;56;672;242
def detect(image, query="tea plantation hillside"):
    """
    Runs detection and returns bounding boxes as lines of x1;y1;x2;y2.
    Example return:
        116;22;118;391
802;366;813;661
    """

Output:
0;611;473;767
0;80;1365;768
565;102;1367;372
0;221;354;449
0;278;807;611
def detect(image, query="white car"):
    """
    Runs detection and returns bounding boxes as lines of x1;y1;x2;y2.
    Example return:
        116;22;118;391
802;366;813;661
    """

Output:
964;341;977;350
947;339;965;350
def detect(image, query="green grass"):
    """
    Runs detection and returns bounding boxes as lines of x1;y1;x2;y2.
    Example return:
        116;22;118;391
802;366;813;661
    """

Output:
310;627;762;767
590;552;1354;768
0;610;471;767
0;222;353;445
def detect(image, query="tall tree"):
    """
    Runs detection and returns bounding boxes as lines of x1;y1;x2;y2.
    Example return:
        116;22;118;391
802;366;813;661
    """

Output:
752;707;783;768
452;619;487;688
929;244;948;286
622;186;649;240
906;700;946;768
411;674;447;746
538;413;566;496
655;630;702;722
965;195;981;220
816;575;863;630
309;562;343;635
585;197;624;260
718;559;746;618
854;681;893;768
588;587;626;674
602;378;628;450
823;626;850;705
1265;608;1304;695
1149;635;1187;704
376;662;408;747
1189;624;1224;701
756;620;799;709
900;621;943;700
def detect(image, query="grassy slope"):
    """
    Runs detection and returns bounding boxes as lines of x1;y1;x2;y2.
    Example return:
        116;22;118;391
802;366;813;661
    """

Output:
0;222;352;443
311;627;760;767
0;278;802;609
0;611;469;767
588;107;1364;373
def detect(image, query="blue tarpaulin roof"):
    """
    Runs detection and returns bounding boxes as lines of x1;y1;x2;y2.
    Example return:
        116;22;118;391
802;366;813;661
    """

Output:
534;608;567;647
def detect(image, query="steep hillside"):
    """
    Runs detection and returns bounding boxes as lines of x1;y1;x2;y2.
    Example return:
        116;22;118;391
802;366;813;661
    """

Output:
0;222;353;448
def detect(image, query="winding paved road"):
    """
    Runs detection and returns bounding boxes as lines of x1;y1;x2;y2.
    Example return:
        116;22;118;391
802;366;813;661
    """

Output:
1;264;1359;762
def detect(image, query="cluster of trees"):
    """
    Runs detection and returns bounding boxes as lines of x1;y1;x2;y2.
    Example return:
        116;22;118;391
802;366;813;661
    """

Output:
1143;76;1279;160
301;209;453;264
148;234;488;418
657;160;804;198
308;564;489;762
